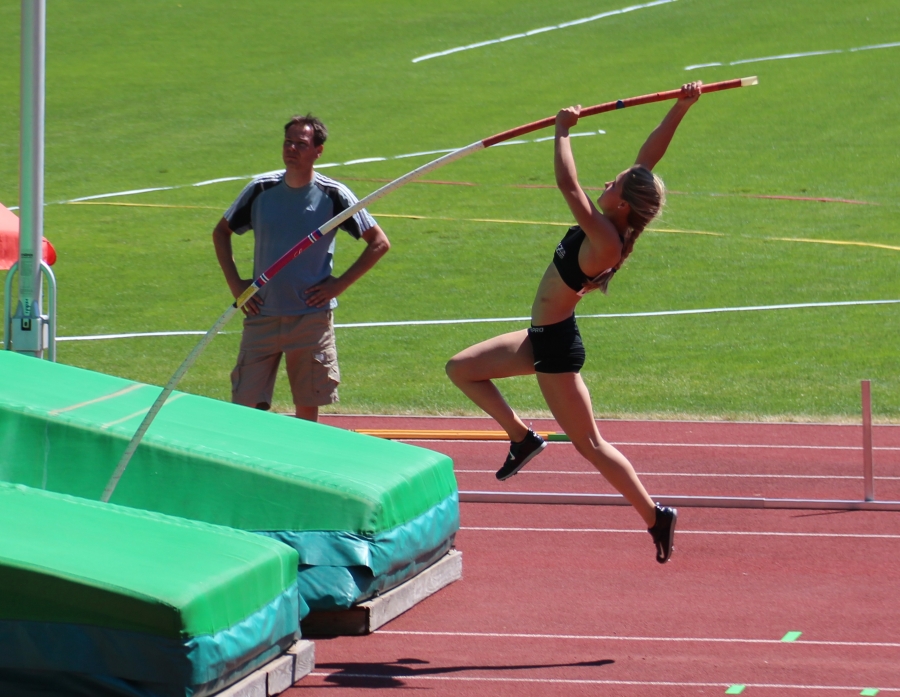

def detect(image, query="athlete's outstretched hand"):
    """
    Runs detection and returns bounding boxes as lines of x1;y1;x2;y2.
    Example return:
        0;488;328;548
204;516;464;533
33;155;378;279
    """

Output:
556;105;581;131
678;81;702;107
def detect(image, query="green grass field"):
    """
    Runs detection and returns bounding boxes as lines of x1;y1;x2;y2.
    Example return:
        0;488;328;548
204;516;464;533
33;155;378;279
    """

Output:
2;0;898;421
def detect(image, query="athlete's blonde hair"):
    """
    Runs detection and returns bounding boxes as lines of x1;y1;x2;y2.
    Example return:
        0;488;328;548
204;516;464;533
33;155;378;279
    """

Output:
616;165;666;269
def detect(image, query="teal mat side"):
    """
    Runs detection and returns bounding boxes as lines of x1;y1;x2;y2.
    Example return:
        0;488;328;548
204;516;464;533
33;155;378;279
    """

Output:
261;491;459;608
297;538;455;611
258;491;459;573
0;584;299;694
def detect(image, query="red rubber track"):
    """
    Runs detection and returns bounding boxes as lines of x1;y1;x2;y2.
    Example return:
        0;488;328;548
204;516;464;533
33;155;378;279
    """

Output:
288;416;900;696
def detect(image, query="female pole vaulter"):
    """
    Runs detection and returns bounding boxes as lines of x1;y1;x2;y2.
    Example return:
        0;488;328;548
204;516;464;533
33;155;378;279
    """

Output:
446;81;703;564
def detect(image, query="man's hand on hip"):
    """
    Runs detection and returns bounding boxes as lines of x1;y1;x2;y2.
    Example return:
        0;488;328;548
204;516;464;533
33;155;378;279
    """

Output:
304;276;345;308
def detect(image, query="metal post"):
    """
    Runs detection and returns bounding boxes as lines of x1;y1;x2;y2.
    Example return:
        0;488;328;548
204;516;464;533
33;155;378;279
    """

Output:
4;260;56;361
13;0;47;358
861;380;875;502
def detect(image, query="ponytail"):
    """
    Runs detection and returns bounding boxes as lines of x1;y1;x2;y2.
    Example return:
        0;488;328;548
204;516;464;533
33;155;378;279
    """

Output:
615;166;666;270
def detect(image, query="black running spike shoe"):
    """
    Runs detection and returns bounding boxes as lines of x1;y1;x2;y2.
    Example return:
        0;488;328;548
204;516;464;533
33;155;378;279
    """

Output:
496;429;547;481
648;504;677;563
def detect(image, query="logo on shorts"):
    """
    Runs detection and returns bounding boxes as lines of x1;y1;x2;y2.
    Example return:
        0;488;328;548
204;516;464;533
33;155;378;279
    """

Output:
555;244;565;258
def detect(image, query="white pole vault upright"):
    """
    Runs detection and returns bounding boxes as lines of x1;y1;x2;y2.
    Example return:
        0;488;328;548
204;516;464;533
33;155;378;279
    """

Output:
12;0;47;358
101;77;758;502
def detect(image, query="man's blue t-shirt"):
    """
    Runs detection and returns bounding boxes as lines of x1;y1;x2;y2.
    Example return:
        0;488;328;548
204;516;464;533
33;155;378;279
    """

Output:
224;171;377;316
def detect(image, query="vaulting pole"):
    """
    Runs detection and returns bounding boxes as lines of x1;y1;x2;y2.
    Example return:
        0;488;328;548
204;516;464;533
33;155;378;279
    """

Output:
102;76;758;502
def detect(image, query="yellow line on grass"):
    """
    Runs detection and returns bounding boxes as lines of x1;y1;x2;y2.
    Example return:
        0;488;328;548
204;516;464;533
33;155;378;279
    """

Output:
62;203;899;252
767;236;900;252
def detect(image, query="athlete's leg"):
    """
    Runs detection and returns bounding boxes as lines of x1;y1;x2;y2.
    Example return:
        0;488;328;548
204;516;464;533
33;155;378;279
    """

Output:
446;329;536;441
536;371;657;527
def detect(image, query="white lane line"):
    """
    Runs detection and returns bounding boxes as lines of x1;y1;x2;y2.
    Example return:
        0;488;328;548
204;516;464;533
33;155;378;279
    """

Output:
378;629;900;648
26;132;599;212
343;157;387;165
57;331;216;342
47;384;147;415
732;49;845;66
686;40;900;70
311;672;900;691
460;526;900;539
335;299;900;328
455;470;900;479
44;298;900;343
442;442;900;452
412;0;677;63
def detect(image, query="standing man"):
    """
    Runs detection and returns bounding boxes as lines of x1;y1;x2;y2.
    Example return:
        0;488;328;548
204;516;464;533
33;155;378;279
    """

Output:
213;114;390;421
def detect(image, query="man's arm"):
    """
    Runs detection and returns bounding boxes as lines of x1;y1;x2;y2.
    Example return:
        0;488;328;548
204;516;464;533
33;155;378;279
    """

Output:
304;224;391;308
634;81;701;171
212;216;263;315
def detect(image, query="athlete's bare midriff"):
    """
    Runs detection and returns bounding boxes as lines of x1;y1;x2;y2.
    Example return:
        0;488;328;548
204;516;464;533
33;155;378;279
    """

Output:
531;264;582;326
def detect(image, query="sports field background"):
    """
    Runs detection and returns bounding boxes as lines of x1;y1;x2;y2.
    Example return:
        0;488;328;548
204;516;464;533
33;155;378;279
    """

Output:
1;0;897;421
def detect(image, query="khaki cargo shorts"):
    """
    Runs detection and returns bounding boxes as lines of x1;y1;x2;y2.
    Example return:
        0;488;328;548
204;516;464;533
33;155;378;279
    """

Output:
231;311;340;409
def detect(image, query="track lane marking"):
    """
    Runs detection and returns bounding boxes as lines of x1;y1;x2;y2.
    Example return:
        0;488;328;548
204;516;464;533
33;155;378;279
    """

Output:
455;470;900;480
378;629;900;648
309;672;900;691
460;526;900;540
419;441;900;452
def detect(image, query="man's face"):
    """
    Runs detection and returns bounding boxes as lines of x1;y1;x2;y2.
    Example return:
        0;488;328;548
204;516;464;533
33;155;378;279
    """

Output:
282;124;322;169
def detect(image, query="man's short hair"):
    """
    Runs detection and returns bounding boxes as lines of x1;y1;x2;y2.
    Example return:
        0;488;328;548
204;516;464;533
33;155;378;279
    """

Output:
284;114;328;146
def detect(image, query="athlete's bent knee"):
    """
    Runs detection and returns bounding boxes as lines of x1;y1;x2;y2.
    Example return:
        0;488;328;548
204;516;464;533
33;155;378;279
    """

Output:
445;357;464;384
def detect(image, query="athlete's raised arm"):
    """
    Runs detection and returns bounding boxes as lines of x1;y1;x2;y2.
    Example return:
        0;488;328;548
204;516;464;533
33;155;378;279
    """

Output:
635;81;702;171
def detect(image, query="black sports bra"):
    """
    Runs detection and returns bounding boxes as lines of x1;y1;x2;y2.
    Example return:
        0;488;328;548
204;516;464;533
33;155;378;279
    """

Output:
552;225;620;296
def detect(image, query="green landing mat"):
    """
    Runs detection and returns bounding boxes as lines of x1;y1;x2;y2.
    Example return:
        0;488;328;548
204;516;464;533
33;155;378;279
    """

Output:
0;482;298;638
0;483;300;695
0;351;457;534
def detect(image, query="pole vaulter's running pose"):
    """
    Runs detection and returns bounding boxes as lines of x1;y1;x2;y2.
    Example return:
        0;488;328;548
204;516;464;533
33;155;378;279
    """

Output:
103;77;754;507
446;81;706;564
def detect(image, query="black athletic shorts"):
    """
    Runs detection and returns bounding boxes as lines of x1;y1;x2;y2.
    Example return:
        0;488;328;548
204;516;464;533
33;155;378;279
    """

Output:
527;314;586;374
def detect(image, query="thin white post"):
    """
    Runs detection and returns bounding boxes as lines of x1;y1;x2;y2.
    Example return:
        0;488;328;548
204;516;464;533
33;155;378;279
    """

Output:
14;0;47;358
861;380;874;502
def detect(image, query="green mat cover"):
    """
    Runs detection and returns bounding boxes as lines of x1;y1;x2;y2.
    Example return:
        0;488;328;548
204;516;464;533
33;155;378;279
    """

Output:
0;483;300;696
0;351;459;609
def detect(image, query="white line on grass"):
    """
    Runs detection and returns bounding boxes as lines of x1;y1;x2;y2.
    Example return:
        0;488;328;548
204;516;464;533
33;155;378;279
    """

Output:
7;132;599;211
378;629;900;648
309;672;900;691
685;40;900;70
42;299;900;343
334;299;900;329
459;526;900;540
411;0;677;63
